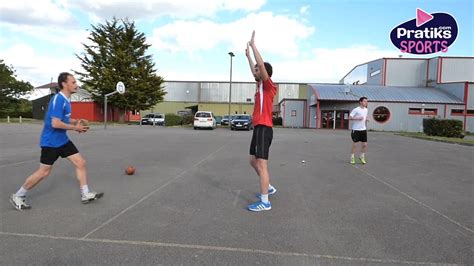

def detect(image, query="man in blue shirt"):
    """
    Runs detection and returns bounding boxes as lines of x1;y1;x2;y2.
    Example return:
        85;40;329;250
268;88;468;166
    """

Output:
10;72;103;210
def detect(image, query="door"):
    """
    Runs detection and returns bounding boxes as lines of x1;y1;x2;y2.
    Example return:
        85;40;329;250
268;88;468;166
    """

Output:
335;110;350;129
321;111;334;129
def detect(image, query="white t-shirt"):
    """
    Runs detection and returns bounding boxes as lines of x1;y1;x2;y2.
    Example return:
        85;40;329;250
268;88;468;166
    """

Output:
350;106;368;131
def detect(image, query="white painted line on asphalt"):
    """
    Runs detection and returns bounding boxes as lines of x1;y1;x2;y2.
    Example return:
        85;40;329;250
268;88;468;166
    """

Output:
353;165;473;235
0;231;457;265
0;150;36;159
80;144;228;240
0;159;37;168
232;190;241;207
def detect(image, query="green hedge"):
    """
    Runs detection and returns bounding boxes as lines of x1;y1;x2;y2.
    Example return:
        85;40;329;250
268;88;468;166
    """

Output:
0;100;32;118
165;113;182;126
0;111;32;118
423;118;464;138
181;114;194;125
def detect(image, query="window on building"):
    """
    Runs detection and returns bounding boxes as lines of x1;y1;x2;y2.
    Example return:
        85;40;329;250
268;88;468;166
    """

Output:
409;108;422;114
424;108;437;115
370;69;381;77
373;106;390;123
467;110;474;116
409;108;437;115
451;109;464;115
291;110;297;117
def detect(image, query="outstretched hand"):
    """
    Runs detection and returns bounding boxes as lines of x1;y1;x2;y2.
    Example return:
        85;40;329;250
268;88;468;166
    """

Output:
249;30;255;46
245;42;250;57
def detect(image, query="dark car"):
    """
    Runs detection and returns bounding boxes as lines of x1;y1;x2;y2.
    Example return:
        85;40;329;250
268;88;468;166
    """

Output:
231;114;253;131
221;115;236;126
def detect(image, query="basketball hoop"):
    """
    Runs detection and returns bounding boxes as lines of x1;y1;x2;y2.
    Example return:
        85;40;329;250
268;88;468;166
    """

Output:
116;81;126;94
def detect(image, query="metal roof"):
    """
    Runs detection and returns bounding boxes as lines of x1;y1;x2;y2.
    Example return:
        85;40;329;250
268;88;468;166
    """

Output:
35;82;59;89
309;84;464;104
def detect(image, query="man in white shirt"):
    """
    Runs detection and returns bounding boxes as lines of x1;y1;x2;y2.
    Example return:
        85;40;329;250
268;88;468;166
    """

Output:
349;97;369;164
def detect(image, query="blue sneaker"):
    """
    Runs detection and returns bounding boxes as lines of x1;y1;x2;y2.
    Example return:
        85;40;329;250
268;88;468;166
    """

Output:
256;187;277;199
247;201;271;212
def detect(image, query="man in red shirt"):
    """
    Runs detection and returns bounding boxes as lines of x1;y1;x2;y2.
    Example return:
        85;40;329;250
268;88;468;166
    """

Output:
245;31;277;212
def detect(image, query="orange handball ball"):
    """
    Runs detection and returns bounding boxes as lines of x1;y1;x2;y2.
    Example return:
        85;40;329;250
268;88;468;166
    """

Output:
125;166;136;175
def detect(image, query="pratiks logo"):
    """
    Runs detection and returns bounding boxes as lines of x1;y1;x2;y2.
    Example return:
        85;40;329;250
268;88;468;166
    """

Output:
390;8;458;55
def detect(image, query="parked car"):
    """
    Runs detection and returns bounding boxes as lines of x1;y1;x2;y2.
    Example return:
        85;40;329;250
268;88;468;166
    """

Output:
194;111;217;130
221;115;236;126
231;114;253;131
141;113;165;125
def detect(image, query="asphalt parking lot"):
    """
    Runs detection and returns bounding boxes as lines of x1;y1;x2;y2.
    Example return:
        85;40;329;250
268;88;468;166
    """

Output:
1;124;472;265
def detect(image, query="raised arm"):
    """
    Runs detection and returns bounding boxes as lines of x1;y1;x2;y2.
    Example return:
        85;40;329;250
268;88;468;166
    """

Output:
245;42;256;76
249;31;269;81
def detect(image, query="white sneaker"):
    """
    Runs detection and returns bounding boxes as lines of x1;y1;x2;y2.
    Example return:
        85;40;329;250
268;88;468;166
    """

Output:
10;194;31;210
81;191;104;204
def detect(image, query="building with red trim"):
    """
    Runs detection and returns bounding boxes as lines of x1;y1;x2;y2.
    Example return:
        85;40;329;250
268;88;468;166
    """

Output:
31;83;140;122
323;56;473;132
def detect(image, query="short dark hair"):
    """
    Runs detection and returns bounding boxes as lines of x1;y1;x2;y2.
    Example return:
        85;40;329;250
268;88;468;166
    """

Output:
359;97;367;103
58;72;72;89
264;62;273;77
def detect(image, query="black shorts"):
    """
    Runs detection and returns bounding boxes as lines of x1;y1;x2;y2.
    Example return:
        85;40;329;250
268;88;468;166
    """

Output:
249;125;273;160
40;141;79;165
351;130;367;143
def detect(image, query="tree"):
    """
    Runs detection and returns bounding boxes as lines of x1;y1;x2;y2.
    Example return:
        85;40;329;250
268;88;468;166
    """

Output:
75;18;166;113
0;60;34;117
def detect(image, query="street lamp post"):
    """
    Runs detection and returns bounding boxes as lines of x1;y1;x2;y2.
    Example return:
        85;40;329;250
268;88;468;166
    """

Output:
228;52;235;128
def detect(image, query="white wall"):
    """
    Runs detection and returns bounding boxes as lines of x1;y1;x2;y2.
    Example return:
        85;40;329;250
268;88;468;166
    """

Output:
467;83;474;109
427;57;439;87
467;83;474;132
309;107;317;128
282;100;305;128
385;59;428;87
440;58;474;83
278;84;299;103
366;59;384;85
163;82;199;102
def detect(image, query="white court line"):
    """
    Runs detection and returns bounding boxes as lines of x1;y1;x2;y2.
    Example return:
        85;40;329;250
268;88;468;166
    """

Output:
81;144;227;240
353;165;473;235
232;190;241;207
0;231;457;265
0;150;36;159
0;159;37;168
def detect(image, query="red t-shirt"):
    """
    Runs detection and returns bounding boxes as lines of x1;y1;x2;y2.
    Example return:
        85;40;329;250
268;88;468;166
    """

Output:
252;78;277;127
